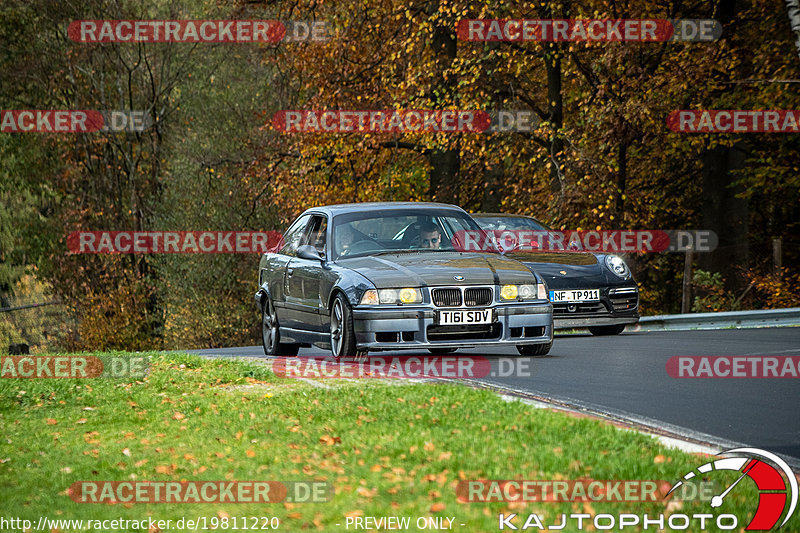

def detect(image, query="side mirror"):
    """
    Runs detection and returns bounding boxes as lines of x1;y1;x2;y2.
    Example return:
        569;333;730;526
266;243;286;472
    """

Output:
297;244;325;262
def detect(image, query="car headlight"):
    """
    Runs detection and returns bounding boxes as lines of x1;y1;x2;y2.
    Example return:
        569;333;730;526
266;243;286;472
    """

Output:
361;288;422;305
605;255;631;279
500;284;545;301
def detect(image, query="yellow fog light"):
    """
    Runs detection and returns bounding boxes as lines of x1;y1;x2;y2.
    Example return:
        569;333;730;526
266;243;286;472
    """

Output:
500;285;518;300
399;288;421;304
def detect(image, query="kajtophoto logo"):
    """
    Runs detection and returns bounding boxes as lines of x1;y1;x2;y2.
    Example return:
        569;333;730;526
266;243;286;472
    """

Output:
493;448;797;530
667;448;798;530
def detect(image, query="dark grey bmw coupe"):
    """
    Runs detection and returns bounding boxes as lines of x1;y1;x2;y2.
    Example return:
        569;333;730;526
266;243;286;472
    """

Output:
255;202;553;359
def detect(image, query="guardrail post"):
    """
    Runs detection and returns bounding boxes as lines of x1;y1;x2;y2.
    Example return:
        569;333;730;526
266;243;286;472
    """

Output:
681;246;694;314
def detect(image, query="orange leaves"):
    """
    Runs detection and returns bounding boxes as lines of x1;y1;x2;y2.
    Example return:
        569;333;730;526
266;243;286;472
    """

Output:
46;418;58;425
319;435;341;446
155;464;176;475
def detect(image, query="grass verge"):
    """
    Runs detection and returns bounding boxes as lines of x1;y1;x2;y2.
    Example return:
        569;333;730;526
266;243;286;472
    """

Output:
0;352;757;532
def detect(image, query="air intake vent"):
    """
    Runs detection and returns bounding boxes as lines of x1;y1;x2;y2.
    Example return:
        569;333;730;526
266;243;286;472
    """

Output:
464;288;492;306
432;288;462;307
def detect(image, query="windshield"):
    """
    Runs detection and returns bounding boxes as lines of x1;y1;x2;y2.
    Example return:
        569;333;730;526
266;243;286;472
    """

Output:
332;209;482;259
473;215;550;232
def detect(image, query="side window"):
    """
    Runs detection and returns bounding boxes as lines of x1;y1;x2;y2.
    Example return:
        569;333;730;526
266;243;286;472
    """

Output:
302;215;328;256
279;214;312;256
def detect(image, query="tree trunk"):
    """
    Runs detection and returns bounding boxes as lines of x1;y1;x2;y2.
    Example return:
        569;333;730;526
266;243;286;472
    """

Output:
786;0;800;62
546;43;564;195
615;142;627;225
427;4;460;203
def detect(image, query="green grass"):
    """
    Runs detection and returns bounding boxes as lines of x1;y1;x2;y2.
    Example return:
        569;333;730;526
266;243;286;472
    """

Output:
0;352;758;532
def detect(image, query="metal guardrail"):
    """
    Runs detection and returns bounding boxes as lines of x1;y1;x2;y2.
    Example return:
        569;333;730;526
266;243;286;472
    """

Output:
629;307;800;331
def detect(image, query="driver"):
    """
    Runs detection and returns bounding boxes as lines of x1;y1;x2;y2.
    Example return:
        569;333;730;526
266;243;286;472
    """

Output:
417;222;442;249
335;224;357;256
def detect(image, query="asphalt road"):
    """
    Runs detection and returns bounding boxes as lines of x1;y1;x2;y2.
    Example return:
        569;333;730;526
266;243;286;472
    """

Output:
190;327;800;464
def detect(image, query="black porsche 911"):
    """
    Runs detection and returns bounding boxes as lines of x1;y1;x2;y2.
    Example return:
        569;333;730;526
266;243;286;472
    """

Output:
255;202;554;358
473;213;639;335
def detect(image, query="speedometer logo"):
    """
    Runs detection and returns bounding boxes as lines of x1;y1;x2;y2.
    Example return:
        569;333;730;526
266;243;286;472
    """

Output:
667;448;797;530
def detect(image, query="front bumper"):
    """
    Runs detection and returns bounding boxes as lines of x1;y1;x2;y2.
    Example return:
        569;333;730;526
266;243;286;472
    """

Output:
351;302;553;350
552;286;639;329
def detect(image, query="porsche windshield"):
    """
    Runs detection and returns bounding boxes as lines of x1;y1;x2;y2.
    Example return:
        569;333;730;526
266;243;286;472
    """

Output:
332;209;481;259
474;215;550;231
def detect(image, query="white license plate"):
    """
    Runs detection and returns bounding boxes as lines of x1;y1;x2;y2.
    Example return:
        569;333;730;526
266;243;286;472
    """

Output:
437;309;492;325
549;289;600;302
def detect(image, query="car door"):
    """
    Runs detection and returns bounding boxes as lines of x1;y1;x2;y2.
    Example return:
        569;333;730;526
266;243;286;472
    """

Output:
285;214;327;332
268;214;311;328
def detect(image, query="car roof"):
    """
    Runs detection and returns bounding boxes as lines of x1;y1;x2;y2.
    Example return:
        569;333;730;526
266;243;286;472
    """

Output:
302;201;466;216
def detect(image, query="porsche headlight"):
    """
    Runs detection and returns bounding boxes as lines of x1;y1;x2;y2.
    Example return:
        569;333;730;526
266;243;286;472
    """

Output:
362;288;422;305
605;255;631;279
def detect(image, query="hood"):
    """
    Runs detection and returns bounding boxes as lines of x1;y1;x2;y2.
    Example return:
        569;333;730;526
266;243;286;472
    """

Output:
506;251;611;290
336;251;536;288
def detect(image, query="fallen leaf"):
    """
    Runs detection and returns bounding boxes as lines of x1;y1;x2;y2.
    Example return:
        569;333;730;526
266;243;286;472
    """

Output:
654;455;666;464
172;412;185;421
430;502;445;512
344;510;363;519
122;448;131;457
46;418;58;425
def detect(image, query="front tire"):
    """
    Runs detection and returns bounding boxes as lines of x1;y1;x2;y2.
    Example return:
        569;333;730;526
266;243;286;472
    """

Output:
588;324;627;336
330;293;367;360
516;342;552;356
261;297;299;356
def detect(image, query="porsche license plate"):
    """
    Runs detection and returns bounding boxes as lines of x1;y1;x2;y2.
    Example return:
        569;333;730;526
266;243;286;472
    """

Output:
437;309;492;325
549;289;600;302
